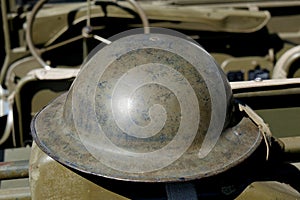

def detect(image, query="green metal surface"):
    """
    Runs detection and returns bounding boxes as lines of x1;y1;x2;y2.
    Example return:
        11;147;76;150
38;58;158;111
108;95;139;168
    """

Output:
257;107;300;138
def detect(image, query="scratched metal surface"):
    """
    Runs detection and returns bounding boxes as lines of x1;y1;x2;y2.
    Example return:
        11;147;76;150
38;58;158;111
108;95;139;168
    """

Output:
31;33;262;182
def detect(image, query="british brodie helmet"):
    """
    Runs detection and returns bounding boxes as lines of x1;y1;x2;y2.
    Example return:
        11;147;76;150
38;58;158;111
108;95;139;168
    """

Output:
31;29;264;182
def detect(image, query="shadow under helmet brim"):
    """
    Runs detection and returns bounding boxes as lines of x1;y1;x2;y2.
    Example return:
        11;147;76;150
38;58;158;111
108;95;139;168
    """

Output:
31;92;262;183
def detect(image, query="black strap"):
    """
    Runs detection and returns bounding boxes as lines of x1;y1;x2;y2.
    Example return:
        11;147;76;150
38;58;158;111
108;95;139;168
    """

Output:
165;182;198;200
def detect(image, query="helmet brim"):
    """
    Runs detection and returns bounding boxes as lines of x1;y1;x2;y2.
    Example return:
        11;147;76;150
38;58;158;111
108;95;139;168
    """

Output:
31;92;262;182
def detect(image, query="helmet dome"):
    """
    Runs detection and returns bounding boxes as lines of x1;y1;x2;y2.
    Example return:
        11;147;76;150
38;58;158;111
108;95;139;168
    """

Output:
31;29;262;182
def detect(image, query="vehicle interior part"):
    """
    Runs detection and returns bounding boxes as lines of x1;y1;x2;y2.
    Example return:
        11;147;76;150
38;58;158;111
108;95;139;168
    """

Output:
0;145;31;199
28;136;300;200
272;45;300;79
231;78;300;138
0;160;29;180
279;136;300;163
0;97;14;146
221;56;273;81
4;57;41;92
164;0;300;7
0;0;12;87
235;181;300;200
12;68;76;147
25;0;149;70
29;142;129;200
0;86;9;117
1;0;148;147
0;187;31;200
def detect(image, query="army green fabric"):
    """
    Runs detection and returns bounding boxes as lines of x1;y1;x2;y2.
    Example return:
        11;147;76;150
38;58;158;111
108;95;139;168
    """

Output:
30;142;129;200
236;181;300;200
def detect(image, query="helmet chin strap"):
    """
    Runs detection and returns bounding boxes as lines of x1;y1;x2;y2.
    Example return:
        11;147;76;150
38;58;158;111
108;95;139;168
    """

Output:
166;182;198;200
238;103;272;160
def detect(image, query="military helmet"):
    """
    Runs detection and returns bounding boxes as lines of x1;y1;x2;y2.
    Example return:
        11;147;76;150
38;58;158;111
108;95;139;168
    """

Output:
31;28;262;182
